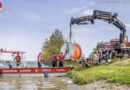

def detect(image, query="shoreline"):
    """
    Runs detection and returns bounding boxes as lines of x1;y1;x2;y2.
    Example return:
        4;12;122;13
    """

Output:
66;59;130;86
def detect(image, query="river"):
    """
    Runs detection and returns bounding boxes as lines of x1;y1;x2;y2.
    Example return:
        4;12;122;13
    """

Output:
0;76;130;90
0;76;81;90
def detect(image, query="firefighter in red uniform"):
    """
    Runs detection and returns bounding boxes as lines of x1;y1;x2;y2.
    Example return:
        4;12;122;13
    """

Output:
52;53;58;67
15;54;21;67
85;57;91;68
59;52;64;67
37;53;43;68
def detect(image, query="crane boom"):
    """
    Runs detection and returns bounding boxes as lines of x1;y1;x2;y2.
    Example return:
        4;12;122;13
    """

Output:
70;10;126;44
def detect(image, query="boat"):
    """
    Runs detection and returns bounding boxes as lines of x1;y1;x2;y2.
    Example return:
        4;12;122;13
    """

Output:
0;50;73;77
0;67;73;77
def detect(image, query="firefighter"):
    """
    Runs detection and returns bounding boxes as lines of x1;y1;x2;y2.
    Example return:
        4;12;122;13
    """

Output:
105;48;109;63
98;48;103;63
15;54;21;67
37;53;43;68
52;53;58;67
59;52;64;67
85;57;91;68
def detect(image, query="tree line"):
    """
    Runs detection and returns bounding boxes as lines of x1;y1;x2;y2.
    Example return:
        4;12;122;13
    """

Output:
42;28;64;65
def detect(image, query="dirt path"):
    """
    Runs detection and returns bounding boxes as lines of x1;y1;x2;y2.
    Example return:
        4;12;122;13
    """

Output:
79;80;130;90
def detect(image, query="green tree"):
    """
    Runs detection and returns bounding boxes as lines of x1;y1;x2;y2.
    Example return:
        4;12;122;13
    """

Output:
42;28;64;65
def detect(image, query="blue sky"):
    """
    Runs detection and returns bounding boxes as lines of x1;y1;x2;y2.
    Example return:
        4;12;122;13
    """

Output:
0;0;130;61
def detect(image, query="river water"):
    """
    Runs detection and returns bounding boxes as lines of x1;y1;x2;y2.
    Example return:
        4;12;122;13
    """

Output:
0;76;80;90
0;76;130;90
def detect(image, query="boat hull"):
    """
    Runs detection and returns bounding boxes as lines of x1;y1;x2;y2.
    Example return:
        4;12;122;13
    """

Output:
0;67;73;77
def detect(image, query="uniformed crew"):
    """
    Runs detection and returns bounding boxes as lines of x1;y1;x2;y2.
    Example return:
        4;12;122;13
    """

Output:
59;52;64;67
37;53;43;68
85;57;91;68
52;53;58;67
15;54;21;67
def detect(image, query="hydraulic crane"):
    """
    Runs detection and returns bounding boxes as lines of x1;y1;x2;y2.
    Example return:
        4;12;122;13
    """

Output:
70;10;127;57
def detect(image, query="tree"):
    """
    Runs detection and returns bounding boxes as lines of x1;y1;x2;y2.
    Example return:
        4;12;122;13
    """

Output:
42;28;64;65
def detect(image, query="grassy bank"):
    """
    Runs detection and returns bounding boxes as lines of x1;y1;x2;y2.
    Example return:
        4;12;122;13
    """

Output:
67;59;130;85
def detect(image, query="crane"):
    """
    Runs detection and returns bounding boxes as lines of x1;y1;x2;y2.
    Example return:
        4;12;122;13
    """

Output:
69;10;127;57
70;10;126;43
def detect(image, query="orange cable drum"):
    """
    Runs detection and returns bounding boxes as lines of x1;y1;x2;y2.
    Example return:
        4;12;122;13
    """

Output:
73;43;82;60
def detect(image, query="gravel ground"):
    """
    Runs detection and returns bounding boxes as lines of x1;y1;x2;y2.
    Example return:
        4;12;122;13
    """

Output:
79;80;130;90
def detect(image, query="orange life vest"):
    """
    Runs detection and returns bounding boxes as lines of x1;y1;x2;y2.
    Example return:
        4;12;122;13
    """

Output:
37;54;43;62
59;54;64;61
52;54;58;61
16;56;21;62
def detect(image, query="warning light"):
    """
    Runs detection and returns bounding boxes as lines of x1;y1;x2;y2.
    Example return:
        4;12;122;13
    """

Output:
0;2;3;12
0;2;2;8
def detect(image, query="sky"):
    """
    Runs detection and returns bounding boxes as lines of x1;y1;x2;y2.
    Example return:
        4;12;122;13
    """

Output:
0;0;130;61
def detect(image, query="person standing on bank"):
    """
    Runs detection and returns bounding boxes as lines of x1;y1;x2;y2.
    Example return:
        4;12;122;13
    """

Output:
52;53;58;67
59;52;64;67
15;54;21;67
98;48;103;63
105;48;109;63
37;53;43;68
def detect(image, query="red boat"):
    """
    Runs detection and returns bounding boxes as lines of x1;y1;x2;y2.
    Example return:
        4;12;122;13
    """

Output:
0;50;73;77
0;67;73;77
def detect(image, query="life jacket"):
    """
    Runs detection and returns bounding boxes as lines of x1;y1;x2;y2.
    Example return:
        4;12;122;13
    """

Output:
37;54;43;62
52;54;58;61
16;56;21;62
59;54;64;61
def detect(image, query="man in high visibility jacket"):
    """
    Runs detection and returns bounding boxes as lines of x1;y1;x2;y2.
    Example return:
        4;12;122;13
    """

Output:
15;54;21;67
52;53;58;67
59;52;64;67
37;53;43;68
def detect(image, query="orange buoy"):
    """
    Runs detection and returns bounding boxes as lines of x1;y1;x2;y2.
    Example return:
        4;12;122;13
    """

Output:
60;42;82;61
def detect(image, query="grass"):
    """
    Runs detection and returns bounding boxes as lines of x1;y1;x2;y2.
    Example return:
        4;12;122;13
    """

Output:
64;61;79;67
67;59;130;85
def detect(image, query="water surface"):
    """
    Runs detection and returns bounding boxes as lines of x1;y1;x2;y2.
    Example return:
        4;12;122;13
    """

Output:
0;76;80;90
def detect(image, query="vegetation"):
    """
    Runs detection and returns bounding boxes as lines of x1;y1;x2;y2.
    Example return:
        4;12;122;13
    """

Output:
64;61;79;67
67;59;130;85
42;28;64;65
89;48;97;58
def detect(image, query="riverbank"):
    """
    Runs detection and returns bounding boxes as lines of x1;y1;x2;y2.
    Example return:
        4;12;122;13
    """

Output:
67;58;130;85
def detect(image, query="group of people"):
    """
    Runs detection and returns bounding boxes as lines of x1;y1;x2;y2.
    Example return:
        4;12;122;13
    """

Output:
52;52;64;67
79;56;92;68
6;52;64;68
96;48;111;64
37;52;64;68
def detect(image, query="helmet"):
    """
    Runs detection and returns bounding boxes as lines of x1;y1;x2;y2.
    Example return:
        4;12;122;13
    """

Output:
86;57;90;61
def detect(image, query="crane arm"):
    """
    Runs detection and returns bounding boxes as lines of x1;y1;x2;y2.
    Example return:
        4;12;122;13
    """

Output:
70;10;126;43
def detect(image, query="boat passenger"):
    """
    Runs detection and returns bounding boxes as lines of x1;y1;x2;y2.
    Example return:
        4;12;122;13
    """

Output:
52;53;58;67
8;61;12;68
15;54;21;67
37;53;43;68
6;61;12;68
59;52;64;67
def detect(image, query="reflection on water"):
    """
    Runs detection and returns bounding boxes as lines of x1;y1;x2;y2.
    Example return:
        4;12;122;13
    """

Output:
0;76;80;90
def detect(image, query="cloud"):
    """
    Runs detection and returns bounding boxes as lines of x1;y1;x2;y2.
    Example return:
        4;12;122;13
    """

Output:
64;6;87;14
126;24;130;29
0;27;51;61
88;1;96;6
64;8;82;14
23;13;42;22
73;27;96;34
81;9;93;16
